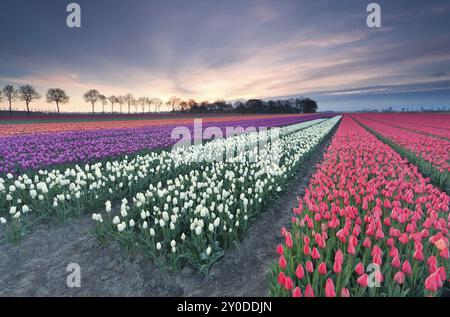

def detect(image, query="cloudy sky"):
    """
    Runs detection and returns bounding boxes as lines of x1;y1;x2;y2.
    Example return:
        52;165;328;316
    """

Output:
0;0;449;112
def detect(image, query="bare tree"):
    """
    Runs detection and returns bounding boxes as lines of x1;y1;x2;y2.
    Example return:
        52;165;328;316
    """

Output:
83;89;101;115
166;96;182;112
137;97;150;113
3;85;18;116
108;95;118;113
99;95;108;114
18;85;41;116
149;97;163;113
117;95;126;113
46;88;69;115
124;93;134;114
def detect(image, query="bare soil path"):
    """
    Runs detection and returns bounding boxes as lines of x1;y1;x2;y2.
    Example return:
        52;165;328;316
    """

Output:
0;138;331;297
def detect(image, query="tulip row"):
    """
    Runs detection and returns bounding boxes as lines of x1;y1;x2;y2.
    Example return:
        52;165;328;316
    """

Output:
0;117;336;243
355;113;450;140
354;115;450;193
269;116;449;297
0;114;333;174
0;113;304;137
90;117;341;271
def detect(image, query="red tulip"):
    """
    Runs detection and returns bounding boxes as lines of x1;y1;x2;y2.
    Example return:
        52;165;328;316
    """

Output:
276;244;284;255
292;287;302;297
284;276;294;290
277;272;286;287
402;260;412;275
325;278;336;297
357;274;369;287
394;271;405;285
295;264;305;279
304;284;315;297
355;262;365;275
279;255;287;270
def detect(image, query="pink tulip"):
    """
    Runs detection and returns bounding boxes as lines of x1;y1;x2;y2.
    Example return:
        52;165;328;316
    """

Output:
394;271;405;285
284;276;294;290
318;262;327;275
357;274;369;287
276;244;284;255
295;264;305;279
355;262;364;275
392;255;400;268
279;255;287;270
303;244;311;255
311;247;320;259
325;278;336;297
277;272;285;287
413;249;424;261
402;260;412;275
425;272;443;292
439;248;449;259
340;288;350;297
304;284;315;297
362;237;372;249
285;237;293;250
306;261;314;273
335;249;344;263
292;287;302;297
333;260;342;274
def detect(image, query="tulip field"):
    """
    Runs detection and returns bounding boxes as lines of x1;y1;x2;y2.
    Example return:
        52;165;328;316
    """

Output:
270;115;449;297
0;112;449;297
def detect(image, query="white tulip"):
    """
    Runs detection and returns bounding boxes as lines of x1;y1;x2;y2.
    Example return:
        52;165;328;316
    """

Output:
0;217;6;224
150;228;155;236
156;242;161;250
117;222;126;232
206;246;211;256
105;201;112;212
112;216;120;225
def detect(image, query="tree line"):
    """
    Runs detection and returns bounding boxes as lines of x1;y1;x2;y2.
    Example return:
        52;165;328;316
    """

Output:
0;84;318;115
